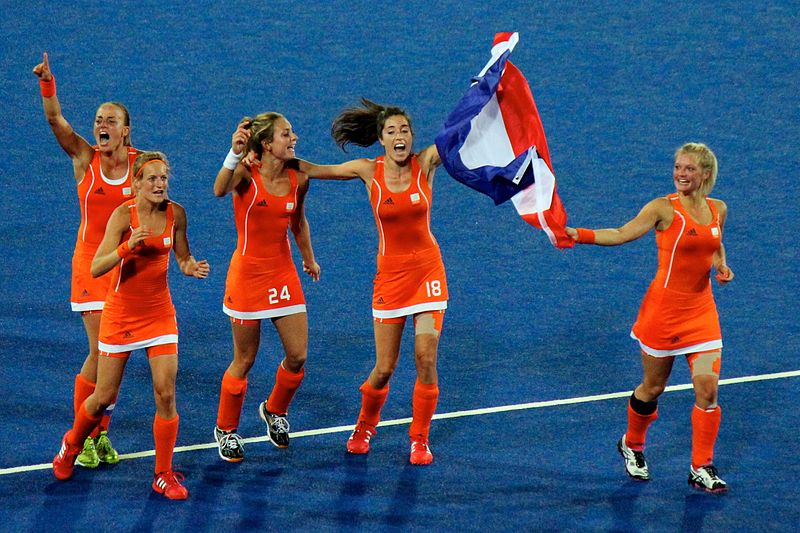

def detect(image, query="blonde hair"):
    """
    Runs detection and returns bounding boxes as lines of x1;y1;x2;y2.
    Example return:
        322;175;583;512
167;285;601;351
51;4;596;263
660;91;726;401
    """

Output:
675;142;718;196
244;112;285;159
133;151;169;178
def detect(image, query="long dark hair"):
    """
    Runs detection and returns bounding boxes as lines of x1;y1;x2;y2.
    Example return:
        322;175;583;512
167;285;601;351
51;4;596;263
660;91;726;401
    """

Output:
331;98;411;151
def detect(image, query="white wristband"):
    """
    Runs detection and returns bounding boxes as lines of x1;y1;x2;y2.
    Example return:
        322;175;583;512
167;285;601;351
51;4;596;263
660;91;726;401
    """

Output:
223;148;243;170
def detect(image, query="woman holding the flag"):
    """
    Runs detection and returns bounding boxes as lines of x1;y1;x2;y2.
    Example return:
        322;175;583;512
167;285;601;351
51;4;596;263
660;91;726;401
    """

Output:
296;98;447;465
567;142;733;493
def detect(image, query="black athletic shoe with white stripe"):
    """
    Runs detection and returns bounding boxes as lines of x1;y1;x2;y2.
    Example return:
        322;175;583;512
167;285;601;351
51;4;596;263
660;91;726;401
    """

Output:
214;426;244;462
259;401;290;448
688;464;728;493
617;435;650;480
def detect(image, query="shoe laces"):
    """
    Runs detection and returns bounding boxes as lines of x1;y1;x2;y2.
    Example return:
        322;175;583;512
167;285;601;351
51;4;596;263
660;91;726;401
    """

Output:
700;465;720;480
220;433;242;451
353;422;375;437
411;438;430;452
159;470;185;485
632;450;646;469
270;416;290;434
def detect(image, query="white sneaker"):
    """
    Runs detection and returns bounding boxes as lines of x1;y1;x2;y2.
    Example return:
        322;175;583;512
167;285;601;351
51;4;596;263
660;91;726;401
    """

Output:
617;435;650;480
688;464;728;493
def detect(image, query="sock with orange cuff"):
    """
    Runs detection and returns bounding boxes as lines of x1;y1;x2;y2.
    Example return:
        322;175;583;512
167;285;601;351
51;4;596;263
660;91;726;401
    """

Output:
266;363;305;415
357;380;390;427
409;380;439;440
153;414;179;474
68;402;102;447
216;371;248;431
691;405;722;469
625;393;658;451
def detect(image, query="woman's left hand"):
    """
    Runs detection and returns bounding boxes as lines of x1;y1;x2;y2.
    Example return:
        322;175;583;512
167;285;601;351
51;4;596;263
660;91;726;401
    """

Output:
715;264;734;284
303;260;320;281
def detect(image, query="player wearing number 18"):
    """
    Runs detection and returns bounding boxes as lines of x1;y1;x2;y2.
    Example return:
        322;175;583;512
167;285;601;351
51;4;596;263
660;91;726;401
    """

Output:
296;98;448;465
212;113;320;462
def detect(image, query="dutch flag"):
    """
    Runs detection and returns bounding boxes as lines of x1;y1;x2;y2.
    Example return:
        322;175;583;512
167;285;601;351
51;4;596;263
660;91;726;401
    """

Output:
435;32;573;248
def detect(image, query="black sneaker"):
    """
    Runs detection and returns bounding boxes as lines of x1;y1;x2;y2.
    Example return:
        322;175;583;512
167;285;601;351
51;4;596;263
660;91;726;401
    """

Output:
214;426;244;462
259;401;290;448
688;464;728;494
617;435;650;480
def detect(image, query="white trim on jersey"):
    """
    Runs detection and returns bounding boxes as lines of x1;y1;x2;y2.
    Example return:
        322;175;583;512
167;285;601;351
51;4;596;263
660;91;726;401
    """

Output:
630;331;722;358
70;301;105;312
663;210;685;289
223;304;307;320
241;177;259;256
372;301;448;319
372;179;386;256
98;334;179;353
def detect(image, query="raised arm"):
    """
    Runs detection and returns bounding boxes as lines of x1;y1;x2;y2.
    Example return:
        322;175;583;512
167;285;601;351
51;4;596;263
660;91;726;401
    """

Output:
417;143;442;186
567;198;673;246
289;175;320;281
91;205;149;277
172;203;210;279
32;52;94;176
214;120;252;197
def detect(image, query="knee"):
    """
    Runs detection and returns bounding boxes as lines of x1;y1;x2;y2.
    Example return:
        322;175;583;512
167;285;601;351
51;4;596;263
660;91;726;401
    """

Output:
693;378;718;406
283;350;307;372
153;385;176;410
91;386;118;410
372;364;396;385
639;382;666;400
414;347;437;371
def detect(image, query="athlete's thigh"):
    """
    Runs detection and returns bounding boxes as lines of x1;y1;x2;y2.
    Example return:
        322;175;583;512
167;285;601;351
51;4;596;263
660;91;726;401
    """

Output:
272;312;308;355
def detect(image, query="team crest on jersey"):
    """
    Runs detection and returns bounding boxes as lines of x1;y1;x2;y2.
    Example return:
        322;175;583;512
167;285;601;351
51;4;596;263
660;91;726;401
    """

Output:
711;227;719;238
163;237;172;247
123;187;132;196
285;202;295;211
410;192;420;204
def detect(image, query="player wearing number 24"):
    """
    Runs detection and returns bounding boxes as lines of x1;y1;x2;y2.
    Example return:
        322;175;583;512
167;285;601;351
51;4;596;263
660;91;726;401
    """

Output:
295;98;448;465
211;113;320;463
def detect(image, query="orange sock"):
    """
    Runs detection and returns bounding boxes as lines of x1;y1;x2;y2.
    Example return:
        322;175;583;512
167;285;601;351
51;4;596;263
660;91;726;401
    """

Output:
68;402;102;446
91;393;118;438
266;364;305;415
625;402;658;451
153;414;179;474
73;374;95;417
216;371;248;431
691;405;722;469
409;380;439;440
357;380;389;427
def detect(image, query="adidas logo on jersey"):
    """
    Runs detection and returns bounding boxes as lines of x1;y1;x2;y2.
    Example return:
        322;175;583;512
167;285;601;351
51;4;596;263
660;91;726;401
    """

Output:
670;335;681;344
94;187;105;195
257;200;268;207
382;197;394;205
377;297;385;304
686;228;698;236
81;289;90;297
123;331;134;339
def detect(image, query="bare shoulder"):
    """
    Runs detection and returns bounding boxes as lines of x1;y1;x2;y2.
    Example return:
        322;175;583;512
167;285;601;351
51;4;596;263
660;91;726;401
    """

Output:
709;197;727;212
169;200;187;217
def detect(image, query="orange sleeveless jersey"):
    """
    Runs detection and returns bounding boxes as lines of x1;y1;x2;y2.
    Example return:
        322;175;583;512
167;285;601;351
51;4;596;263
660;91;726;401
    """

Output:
71;147;138;311
370;155;448;318
223;168;306;320
98;200;178;353
630;195;723;356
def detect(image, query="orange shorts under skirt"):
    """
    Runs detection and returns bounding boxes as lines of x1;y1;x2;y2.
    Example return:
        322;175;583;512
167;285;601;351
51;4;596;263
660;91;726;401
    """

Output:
631;282;722;357
372;247;448;319
223;253;306;320
70;247;112;312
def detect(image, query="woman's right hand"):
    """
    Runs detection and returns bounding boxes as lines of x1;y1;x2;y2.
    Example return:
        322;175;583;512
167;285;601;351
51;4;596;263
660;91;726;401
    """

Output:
32;52;53;81
565;227;578;240
231;119;252;156
127;225;153;249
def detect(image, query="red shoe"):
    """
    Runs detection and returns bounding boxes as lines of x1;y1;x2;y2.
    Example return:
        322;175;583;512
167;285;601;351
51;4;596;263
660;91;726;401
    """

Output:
346;422;376;454
52;431;81;480
409;437;433;465
152;470;189;500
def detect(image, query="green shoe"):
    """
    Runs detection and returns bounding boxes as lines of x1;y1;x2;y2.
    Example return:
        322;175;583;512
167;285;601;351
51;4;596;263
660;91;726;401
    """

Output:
95;431;120;465
76;436;100;468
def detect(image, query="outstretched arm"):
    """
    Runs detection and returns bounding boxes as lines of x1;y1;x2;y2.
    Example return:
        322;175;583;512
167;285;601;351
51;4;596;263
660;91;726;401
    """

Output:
33;52;94;175
566;198;672;246
172;203;210;279
294;158;374;184
418;143;442;186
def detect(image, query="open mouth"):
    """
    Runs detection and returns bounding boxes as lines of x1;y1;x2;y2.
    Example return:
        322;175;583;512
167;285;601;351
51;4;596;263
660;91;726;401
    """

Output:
393;142;406;152
99;132;110;144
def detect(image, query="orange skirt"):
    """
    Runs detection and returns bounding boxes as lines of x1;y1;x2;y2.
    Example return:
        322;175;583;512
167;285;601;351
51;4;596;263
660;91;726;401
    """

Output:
70;247;113;312
630;281;722;356
98;301;178;353
223;252;306;320
373;246;448;319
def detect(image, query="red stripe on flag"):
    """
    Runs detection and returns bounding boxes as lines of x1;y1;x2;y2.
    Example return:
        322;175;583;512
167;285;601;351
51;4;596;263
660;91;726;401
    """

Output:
497;61;553;170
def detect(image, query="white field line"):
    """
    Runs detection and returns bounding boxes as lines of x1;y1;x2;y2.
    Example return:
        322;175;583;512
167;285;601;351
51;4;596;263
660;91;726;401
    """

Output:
3;369;798;476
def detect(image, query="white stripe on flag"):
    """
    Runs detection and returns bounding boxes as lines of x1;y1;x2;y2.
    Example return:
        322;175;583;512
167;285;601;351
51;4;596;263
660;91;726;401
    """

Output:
459;93;515;169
